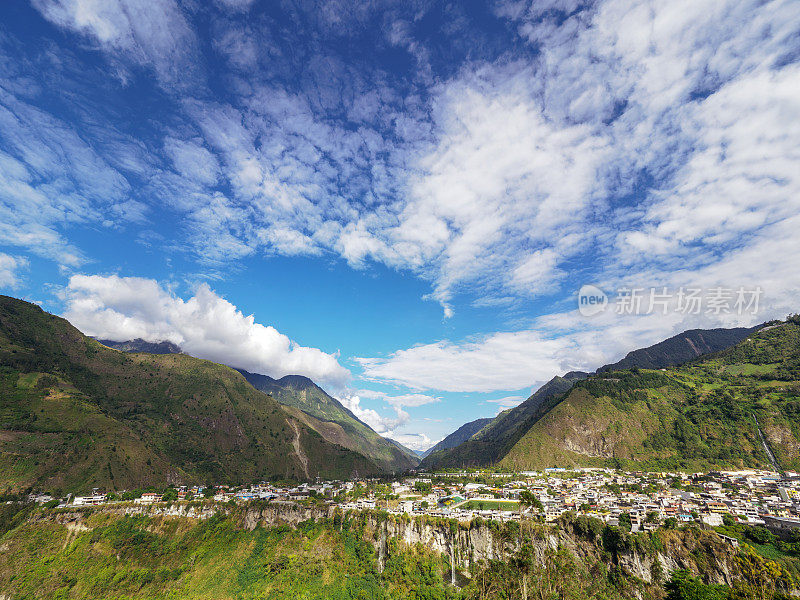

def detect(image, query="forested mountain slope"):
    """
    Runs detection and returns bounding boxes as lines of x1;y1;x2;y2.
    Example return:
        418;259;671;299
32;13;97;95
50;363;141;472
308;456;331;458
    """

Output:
0;296;380;493
239;369;418;472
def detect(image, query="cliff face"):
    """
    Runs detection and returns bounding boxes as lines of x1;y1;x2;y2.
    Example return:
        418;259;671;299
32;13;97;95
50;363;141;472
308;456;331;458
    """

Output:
40;502;741;588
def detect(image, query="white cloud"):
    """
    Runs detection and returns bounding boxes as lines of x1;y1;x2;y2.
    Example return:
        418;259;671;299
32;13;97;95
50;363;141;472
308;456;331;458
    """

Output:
24;0;800;327
32;0;202;91
390;432;436;453
384;393;441;408
0;253;29;289
357;330;573;393
358;286;796;394
19;0;800;412
487;395;525;412
0;90;135;266
334;389;440;440
336;392;409;435
63;274;350;388
163;137;220;187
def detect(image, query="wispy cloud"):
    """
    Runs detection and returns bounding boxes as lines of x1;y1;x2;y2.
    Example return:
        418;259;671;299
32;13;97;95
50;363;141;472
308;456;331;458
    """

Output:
0;252;29;289
487;396;525;412
31;0;203;92
9;0;800;424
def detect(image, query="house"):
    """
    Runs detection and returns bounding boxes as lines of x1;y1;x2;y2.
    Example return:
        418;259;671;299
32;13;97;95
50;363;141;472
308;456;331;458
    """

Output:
73;494;106;506
135;493;163;504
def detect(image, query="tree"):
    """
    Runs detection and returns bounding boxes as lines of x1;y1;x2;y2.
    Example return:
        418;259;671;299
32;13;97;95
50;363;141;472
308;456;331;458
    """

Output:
618;512;632;531
722;513;736;527
413;481;432;494
666;570;728;600
519;491;543;512
162;488;178;502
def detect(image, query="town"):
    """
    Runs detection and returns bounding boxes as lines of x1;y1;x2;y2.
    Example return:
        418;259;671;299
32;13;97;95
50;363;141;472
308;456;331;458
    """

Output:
25;468;800;539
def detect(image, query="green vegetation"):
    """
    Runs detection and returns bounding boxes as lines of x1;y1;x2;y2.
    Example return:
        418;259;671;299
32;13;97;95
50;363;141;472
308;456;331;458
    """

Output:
499;320;800;471
0;296;380;493
422;326;757;472
0;506;796;599
714;521;800;581
460;499;520;511
239;370;418;473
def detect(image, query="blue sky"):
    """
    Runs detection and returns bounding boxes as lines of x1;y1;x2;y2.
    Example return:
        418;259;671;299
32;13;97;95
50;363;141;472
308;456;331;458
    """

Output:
1;0;799;450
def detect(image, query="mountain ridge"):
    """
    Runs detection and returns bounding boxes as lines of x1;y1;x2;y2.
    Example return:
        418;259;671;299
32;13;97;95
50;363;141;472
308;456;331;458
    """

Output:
91;340;419;473
421;324;763;470
237;368;418;472
420;417;493;458
499;318;800;471
0;296;384;492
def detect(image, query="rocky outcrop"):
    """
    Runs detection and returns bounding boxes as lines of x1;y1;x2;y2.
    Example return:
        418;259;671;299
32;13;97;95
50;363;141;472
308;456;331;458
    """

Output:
35;503;741;588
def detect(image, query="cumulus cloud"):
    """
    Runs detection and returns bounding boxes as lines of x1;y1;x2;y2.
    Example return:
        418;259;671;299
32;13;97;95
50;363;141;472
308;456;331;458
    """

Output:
63;274;350;388
336;392;409;435
334;389;440;440
0;253;29;289
390;432;436;453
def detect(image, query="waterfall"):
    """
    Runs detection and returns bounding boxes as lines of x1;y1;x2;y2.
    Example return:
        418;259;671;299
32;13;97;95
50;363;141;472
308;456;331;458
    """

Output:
753;413;781;472
377;525;386;573
450;538;456;585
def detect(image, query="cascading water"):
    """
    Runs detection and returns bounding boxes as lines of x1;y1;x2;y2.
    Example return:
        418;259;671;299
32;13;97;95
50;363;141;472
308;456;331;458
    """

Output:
377;525;386;573
753;412;781;472
450;538;456;585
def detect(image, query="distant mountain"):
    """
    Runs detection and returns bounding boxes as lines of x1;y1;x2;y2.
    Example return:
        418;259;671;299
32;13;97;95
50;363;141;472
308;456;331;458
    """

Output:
237;369;418;473
420;418;493;459
0;296;384;492
385;438;422;464
596;327;757;372
421;325;764;471
97;338;183;354
420;372;588;469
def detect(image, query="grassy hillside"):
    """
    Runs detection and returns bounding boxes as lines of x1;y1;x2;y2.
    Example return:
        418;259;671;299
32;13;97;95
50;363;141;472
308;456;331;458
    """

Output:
239;370;418;472
0;296;380;493
501;319;800;471
0;510;455;600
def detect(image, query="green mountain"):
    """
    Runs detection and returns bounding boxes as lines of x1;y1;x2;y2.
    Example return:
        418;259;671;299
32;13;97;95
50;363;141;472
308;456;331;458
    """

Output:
420;417;493;459
419;372;587;470
501;318;800;471
97;338;183;355
0;296;383;493
597;326;756;372
237;369;418;472
421;324;771;471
